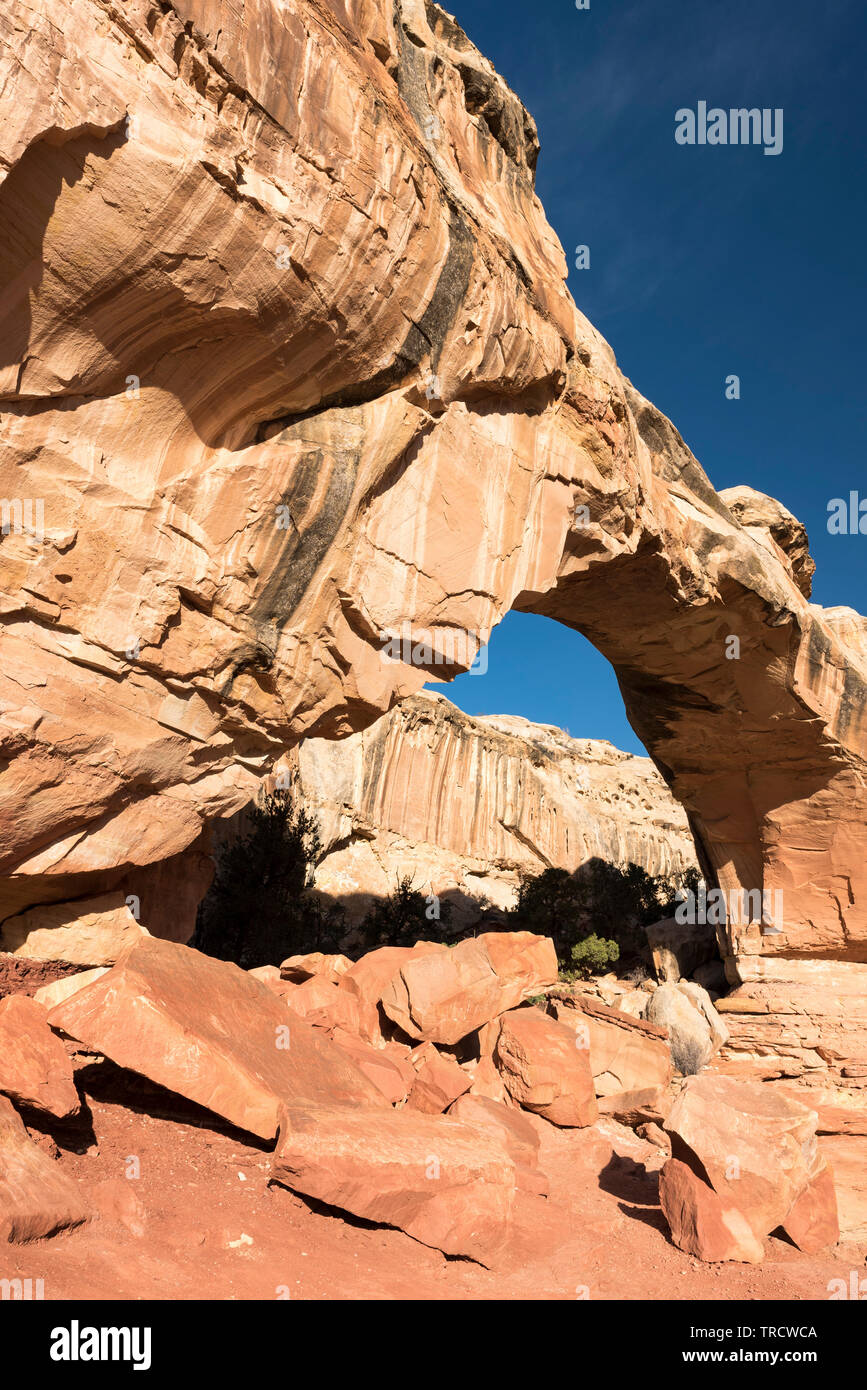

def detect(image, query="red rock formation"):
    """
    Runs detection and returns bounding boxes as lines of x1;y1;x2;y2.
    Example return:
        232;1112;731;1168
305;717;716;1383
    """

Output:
0;0;864;1079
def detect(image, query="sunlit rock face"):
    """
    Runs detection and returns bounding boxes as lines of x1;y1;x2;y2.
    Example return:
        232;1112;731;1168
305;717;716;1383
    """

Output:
0;0;865;1011
282;691;697;926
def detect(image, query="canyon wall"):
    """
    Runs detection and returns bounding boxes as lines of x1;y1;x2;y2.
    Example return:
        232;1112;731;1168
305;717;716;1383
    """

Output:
1;0;865;1060
283;691;697;925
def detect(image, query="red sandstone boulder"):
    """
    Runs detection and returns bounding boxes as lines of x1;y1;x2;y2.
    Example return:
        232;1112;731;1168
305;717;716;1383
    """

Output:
329;1029;415;1105
406;1042;472;1114
780;1164;840;1253
337;943;441;1043
0;1095;91;1243
463;1053;508;1104
278;974;339;1018
381;932;557;1045
659;1157;764;1264
47;937;388;1140
495;1007;598;1128
0;994;80;1120
279;952;353;984
660;1074;839;1261
271;1103;521;1265
664;1074;831;1241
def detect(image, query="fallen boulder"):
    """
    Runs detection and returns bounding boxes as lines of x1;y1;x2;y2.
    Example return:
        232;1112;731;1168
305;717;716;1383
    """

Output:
495;1007;598;1128
329;1030;415;1105
0;995;80;1120
646;982;716;1074
337;943;442;1043
381;932;557;1046
406;1042;472;1114
0;1095;91;1243
551;996;672;1099
661;1074;838;1259
279;952;353;984
47;937;388;1140
659;1157;764;1264
271;1104;522;1265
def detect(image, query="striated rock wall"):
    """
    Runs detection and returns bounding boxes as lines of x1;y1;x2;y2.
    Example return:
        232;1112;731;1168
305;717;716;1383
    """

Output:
283;691;697;923
0;0;865;1055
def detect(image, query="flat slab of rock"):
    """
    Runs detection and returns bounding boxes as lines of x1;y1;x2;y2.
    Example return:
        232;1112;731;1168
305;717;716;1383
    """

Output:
0;995;80;1119
381;932;557;1045
271;1104;521;1265
47;937;388;1140
495;1007;598;1128
0;1095;91;1243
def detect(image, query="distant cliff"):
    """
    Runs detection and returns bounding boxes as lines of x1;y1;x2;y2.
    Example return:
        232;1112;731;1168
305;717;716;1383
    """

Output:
282;692;697;926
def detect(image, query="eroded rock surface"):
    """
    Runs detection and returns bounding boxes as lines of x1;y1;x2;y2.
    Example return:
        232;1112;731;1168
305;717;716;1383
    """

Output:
0;0;864;1077
276;691;697;925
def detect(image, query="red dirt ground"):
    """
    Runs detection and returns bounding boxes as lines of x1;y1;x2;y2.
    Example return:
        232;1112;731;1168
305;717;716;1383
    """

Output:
4;1053;864;1302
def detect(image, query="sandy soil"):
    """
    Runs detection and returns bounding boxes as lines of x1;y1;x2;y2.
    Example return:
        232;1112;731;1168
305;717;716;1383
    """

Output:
4;1054;864;1302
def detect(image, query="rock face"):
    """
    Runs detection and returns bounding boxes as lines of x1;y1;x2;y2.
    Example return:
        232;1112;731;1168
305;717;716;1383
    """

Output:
0;0;865;1081
278;691;697;923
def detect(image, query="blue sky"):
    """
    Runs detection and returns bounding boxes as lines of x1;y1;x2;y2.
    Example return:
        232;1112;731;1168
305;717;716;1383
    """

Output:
428;0;866;755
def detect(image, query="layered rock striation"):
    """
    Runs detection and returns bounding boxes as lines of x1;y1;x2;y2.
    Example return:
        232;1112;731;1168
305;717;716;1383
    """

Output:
281;691;697;922
0;0;864;1074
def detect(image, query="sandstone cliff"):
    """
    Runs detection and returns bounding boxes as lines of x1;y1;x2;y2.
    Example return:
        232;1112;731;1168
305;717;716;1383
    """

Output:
284;691;697;925
1;0;865;1043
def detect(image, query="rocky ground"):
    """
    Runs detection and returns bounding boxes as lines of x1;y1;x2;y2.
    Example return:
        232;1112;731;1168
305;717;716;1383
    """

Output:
2;934;864;1301
2;1051;861;1303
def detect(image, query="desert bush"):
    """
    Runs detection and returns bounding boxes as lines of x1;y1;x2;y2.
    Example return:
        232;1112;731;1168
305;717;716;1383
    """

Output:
507;857;700;970
568;932;620;979
358;874;452;950
193;788;343;968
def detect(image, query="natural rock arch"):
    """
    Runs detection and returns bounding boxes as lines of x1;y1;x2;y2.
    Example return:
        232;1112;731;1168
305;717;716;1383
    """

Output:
0;0;864;1010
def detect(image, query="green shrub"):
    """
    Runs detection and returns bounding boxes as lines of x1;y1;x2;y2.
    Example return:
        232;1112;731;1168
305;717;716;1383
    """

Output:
507;857;699;971
569;933;620;979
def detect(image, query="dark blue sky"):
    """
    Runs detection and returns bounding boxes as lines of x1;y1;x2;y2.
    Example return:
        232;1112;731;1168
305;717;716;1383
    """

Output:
428;0;866;755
